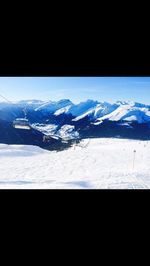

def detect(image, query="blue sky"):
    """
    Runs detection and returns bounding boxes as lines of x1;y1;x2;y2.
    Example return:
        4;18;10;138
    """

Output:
0;77;150;104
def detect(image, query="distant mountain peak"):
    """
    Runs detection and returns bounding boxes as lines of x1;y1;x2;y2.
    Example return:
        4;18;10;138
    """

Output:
1;98;150;145
57;99;73;104
115;100;135;106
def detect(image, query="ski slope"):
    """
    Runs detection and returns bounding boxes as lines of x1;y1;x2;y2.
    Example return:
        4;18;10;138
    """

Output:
0;138;150;189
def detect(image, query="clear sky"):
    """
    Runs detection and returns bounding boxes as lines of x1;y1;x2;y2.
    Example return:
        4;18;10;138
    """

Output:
0;77;150;104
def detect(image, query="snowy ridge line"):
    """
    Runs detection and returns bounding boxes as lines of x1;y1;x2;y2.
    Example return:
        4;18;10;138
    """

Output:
1;98;150;124
94;103;150;124
1;99;150;143
54;105;72;116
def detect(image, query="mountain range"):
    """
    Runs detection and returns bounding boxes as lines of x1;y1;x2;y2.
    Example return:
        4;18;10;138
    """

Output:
1;99;150;148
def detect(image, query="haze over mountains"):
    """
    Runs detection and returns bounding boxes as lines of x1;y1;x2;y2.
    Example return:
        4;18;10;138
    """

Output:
1;99;150;148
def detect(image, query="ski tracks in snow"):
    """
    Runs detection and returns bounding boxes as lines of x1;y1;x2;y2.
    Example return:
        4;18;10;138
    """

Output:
0;139;150;189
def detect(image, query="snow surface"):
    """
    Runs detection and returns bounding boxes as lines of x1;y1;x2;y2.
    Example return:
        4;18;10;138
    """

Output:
17;100;44;105
57;125;79;140
31;123;79;140
0;138;150;189
68;100;98;117
54;105;72;116
95;104;150;124
72;102;117;121
72;108;95;121
32;123;58;136
1;98;150;125
35;99;73;112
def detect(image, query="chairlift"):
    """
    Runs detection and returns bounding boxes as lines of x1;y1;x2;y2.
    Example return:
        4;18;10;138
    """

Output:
13;106;31;130
0;93;31;130
13;118;31;130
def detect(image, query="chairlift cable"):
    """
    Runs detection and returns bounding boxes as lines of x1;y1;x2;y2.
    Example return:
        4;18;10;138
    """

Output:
0;92;31;132
0;94;11;103
0;93;19;118
0;93;56;141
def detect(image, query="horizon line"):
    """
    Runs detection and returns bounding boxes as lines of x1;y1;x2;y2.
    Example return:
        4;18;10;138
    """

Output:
0;97;150;106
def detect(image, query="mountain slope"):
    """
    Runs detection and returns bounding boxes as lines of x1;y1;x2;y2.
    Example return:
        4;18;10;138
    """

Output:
1;99;150;146
72;102;117;121
94;103;150;124
35;99;73;112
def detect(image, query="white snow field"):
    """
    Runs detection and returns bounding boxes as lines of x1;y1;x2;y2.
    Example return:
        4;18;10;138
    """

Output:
0;138;150;189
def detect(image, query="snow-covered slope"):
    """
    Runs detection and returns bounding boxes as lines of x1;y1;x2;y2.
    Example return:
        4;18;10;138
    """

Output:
94;102;150;124
1;98;150;124
17;100;44;105
1;99;150;145
68;99;98;117
32;123;79;140
72;102;117;121
0;138;150;189
35;99;73;113
31;124;58;136
54;105;72;116
53;99;99;118
52;100;150;125
57;125;79;140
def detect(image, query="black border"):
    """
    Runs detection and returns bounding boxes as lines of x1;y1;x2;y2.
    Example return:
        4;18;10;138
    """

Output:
0;52;150;198
1;47;150;76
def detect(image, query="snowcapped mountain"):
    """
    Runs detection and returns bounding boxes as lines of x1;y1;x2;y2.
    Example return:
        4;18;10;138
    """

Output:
54;105;72;116
72;101;117;121
67;99;99;117
94;102;150;125
16;100;44;108
36;99;99;117
35;99;73;113
16;99;44;105
72;100;150;124
57;125;79;140
2;98;150;125
1;99;150;146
